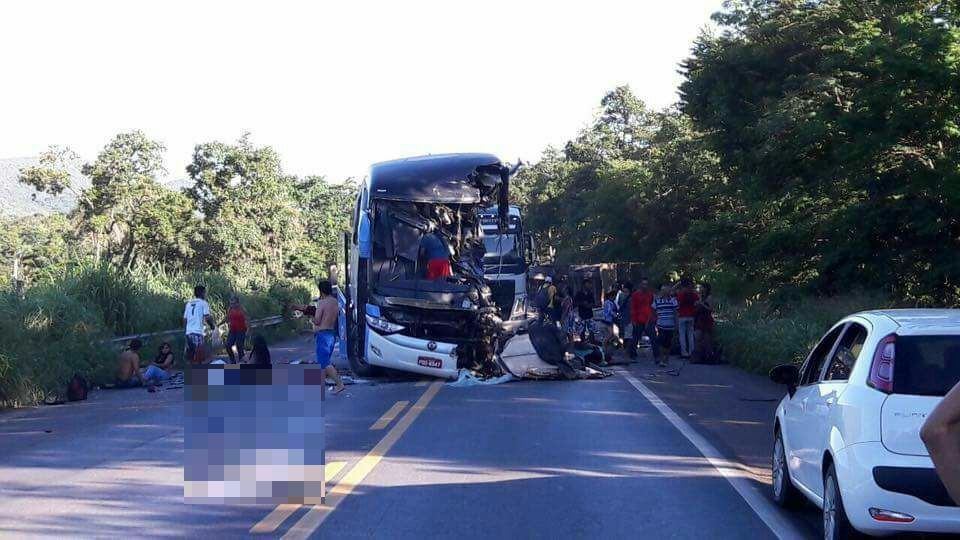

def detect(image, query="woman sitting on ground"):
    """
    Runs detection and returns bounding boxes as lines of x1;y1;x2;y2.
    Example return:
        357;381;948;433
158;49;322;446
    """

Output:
143;342;175;384
247;335;272;365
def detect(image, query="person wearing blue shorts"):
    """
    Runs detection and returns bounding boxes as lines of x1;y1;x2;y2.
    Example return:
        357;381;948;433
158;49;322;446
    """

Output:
315;330;336;368
293;280;346;394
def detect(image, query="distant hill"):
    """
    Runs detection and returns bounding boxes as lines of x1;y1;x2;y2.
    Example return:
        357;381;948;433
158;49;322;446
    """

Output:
0;156;90;217
0;156;192;217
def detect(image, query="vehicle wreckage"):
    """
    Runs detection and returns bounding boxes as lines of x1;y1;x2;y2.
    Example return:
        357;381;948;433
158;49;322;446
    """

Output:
337;153;609;381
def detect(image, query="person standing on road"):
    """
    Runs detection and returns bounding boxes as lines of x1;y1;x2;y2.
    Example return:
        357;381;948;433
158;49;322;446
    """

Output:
184;285;216;364
561;286;575;336
652;283;678;367
921;381;960;504
574;280;596;341
629;278;655;361
693;283;716;364
675;277;699;359
545;276;560;323
534;277;558;323
222;296;248;364
616;282;632;345
600;288;619;355
292;280;346;394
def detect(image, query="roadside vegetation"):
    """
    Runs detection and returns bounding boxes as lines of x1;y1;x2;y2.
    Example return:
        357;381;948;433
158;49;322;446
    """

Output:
5;1;959;399
1;134;352;406
0;264;311;407
515;1;959;373
714;294;898;374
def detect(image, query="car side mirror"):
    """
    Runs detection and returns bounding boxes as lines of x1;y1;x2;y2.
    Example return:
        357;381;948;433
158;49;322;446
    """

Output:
769;364;800;397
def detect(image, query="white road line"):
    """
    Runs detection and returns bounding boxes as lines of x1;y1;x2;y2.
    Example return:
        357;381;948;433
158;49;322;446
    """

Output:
619;369;806;540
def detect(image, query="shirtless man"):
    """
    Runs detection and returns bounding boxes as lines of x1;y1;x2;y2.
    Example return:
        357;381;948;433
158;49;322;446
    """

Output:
116;339;146;388
291;280;346;394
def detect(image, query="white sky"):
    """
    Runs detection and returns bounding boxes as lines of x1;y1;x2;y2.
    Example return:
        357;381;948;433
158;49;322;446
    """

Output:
0;1;722;182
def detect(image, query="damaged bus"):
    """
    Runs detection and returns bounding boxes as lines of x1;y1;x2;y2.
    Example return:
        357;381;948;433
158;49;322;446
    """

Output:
339;154;518;379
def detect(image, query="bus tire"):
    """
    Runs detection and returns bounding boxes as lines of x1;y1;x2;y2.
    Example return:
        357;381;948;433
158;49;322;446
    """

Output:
346;320;378;378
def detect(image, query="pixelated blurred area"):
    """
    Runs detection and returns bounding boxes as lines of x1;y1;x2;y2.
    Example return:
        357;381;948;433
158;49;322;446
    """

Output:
184;364;325;504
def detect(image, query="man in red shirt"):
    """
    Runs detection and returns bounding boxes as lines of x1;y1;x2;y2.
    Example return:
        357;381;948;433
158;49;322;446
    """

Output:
629;278;656;360
675;277;700;359
223;296;248;363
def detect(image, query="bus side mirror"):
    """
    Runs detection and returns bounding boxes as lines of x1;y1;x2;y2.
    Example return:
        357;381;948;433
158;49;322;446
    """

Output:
523;234;536;265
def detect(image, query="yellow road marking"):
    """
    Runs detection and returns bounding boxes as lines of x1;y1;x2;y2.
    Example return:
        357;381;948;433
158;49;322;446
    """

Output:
415;380;429;387
369;400;409;430
249;461;346;534
281;382;444;540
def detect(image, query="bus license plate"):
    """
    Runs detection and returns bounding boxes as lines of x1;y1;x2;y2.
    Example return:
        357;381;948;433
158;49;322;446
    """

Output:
417;357;442;369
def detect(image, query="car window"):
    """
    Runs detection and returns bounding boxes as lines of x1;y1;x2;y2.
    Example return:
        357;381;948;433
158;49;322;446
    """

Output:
823;322;867;382
801;325;844;385
894;336;960;396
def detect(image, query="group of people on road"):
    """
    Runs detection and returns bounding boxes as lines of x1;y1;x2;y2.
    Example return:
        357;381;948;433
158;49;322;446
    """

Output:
537;274;717;367
622;277;715;367
113;280;346;395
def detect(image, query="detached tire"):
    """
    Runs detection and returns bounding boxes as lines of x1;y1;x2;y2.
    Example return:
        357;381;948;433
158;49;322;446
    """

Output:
772;429;802;508
823;464;861;540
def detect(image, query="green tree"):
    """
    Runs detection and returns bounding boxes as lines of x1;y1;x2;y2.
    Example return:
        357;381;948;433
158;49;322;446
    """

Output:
19;132;191;269
681;0;960;301
564;85;658;163
286;176;357;280
186;135;303;281
0;214;73;285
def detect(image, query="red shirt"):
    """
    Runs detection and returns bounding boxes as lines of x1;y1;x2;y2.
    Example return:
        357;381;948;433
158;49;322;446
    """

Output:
426;258;452;280
677;290;700;318
227;306;248;332
629;289;654;324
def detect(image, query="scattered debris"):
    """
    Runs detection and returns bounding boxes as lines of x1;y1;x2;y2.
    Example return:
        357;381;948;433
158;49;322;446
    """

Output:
448;370;514;387
498;320;612;380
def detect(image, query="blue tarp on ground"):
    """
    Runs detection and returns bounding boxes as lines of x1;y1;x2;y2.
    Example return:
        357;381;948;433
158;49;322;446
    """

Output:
447;370;514;387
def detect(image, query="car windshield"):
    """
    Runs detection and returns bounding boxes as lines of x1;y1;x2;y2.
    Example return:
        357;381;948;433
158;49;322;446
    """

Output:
893;335;960;396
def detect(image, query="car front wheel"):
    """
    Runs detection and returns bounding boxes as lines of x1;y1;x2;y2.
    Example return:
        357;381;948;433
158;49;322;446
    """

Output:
823;464;860;540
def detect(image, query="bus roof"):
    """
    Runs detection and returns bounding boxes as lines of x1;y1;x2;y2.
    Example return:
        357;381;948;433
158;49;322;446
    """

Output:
369;153;503;203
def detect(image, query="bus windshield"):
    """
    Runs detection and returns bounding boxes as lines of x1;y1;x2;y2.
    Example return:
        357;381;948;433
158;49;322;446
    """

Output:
483;233;519;258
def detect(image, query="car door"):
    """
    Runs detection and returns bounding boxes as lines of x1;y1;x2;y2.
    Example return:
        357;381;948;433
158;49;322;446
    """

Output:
783;323;845;493
803;322;868;497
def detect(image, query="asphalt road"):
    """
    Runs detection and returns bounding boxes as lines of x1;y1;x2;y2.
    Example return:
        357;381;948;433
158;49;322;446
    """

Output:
0;336;810;539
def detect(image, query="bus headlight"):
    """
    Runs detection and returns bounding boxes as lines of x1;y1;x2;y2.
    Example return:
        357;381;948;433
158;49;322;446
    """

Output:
365;314;405;334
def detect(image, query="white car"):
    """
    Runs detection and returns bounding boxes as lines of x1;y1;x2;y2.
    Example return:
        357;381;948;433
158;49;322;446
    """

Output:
769;309;960;539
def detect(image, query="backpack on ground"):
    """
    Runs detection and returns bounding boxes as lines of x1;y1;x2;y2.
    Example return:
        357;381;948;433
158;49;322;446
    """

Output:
67;373;89;402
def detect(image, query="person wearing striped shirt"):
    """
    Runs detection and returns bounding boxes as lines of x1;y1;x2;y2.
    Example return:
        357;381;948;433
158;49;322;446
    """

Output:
652;284;679;367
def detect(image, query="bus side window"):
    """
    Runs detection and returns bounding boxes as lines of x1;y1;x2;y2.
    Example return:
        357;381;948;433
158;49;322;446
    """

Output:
352;192;362;244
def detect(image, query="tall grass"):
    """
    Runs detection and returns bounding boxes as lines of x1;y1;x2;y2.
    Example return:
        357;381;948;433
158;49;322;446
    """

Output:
715;293;899;375
0;263;311;407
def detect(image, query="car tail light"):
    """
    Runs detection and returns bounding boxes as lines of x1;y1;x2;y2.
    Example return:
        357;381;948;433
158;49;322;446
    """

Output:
869;507;915;523
868;334;896;393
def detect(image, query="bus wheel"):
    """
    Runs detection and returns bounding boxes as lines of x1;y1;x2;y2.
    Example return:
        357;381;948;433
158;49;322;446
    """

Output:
347;321;378;378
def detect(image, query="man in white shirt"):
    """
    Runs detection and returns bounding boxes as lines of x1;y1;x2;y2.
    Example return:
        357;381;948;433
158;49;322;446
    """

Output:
184;285;216;364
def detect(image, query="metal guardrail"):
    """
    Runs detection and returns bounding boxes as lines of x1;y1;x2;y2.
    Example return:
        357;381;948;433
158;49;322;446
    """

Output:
100;315;287;345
